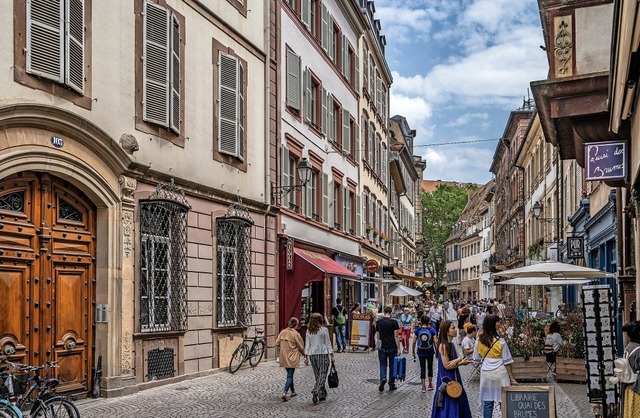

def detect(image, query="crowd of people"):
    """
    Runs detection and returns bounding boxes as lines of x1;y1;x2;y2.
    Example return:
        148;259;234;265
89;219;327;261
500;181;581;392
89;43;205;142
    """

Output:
276;296;573;417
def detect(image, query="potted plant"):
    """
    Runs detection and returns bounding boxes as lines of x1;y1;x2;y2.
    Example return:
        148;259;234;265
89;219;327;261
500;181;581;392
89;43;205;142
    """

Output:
528;242;542;260
503;311;548;381
554;311;586;382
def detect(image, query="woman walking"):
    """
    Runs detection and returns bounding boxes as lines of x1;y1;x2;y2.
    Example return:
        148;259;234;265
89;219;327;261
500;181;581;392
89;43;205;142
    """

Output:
473;314;518;418
304;312;334;404
412;315;438;392
276;317;305;401
621;321;640;417
431;320;472;418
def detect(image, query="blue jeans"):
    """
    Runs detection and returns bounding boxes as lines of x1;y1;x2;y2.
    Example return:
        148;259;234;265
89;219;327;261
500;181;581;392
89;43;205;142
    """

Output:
335;325;347;350
283;368;295;393
378;347;398;383
483;400;494;418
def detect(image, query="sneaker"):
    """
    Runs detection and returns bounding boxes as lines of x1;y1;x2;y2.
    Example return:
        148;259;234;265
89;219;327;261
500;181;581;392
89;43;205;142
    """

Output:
428;384;434;391
421;387;427;393
389;384;398;391
379;379;387;392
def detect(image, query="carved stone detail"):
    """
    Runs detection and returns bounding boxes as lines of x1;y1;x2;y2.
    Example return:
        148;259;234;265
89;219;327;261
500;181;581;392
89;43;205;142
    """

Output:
554;16;573;78
122;331;132;375
120;133;139;154
119;176;136;207
122;211;133;259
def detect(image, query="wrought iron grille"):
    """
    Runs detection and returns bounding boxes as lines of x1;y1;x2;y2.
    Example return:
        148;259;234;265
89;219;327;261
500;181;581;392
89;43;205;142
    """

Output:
0;191;24;213
140;180;190;333
216;200;254;327
59;199;83;222
147;348;175;380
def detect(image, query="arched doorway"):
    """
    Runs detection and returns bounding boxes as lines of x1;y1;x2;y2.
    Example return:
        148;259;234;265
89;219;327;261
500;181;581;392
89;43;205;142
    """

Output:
0;171;96;394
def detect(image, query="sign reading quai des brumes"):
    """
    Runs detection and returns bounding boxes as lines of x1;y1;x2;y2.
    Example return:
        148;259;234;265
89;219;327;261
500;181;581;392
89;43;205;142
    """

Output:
584;141;626;181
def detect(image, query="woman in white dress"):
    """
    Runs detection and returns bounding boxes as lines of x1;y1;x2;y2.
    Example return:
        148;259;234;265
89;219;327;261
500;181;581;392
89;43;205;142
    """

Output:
472;314;518;418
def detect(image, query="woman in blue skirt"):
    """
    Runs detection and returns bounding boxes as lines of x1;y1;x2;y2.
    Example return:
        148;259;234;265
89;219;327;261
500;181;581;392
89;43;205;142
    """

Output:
431;320;473;418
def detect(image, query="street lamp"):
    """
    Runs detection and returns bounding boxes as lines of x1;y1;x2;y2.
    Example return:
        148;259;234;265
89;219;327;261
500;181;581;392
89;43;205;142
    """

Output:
270;158;313;203
532;201;557;224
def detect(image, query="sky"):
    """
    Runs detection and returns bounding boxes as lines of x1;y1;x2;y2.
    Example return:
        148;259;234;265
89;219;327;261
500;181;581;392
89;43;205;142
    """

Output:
376;0;550;184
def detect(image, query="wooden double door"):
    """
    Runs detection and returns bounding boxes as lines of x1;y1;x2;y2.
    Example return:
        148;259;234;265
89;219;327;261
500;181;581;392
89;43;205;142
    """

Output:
0;172;95;394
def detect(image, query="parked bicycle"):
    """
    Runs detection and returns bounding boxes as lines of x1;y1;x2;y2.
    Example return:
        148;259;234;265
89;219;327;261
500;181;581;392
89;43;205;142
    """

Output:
228;321;266;374
0;358;80;418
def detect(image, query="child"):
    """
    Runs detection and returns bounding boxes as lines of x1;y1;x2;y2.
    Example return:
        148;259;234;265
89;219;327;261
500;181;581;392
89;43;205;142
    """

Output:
461;325;477;360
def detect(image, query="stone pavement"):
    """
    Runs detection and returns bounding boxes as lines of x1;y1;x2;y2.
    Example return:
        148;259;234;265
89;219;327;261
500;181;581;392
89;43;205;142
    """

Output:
76;348;594;418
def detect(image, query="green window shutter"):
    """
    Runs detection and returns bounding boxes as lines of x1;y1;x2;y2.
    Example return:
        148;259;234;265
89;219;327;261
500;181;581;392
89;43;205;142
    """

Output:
321;87;327;135
356;193;361;237
65;0;84;93
219;52;240;157
169;14;180;133
342;109;350;154
27;0;64;83
301;0;311;28
328;15;334;61
322;173;329;225
321;4;328;52
303;67;311;121
281;146;290;208
343;186;347;232
286;50;301;111
143;1;170;127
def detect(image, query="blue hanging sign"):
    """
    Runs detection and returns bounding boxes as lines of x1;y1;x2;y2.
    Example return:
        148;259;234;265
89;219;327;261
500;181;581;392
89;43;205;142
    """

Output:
585;141;626;181
51;136;64;148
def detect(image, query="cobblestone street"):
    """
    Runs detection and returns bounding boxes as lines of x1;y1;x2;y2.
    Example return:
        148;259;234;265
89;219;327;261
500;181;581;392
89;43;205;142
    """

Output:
76;348;593;418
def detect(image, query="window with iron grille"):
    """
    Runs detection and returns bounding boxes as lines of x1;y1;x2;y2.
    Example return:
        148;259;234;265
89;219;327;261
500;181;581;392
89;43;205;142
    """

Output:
139;182;189;333
216;203;254;327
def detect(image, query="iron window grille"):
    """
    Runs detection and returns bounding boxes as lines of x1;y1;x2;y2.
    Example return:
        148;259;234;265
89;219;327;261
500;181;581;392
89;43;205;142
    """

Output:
216;200;254;327
140;180;190;333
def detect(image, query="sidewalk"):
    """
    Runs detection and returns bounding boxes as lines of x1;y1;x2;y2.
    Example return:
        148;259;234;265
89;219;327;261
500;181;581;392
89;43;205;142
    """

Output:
76;349;593;417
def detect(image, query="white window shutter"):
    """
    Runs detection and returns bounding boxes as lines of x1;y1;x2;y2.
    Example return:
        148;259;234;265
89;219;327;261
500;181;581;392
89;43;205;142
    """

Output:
342;109;350;154
355;53;360;91
219;52;240;157
281;146;290;208
328;14;334;61
169;14;180;133
322;173;329;225
356;193;361;237
355;122;360;163
321;4;328;52
362;53;368;93
238;62;245;159
343;186;347;232
27;0;64;83
143;2;170;127
286;50;301;111
301;0;311;28
327;93;334;142
321;87;327;136
341;34;347;76
303;67;311;121
369;62;374;98
376;77;382;111
368;126;373;163
65;0;84;93
346;189;352;233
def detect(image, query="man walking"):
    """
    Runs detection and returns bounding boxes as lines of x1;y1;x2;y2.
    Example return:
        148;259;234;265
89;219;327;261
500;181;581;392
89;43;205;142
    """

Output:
428;300;443;332
376;306;401;392
332;298;348;352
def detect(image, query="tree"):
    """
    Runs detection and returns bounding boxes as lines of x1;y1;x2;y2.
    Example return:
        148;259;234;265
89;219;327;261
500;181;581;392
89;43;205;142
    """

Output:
421;184;469;298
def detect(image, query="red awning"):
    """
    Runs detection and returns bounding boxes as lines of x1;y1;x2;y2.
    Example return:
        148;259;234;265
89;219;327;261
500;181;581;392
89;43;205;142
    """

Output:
293;248;359;280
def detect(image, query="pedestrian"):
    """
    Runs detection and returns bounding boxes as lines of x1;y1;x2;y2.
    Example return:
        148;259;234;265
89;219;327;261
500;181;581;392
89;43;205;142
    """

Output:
476;307;487;334
276;317;305;402
555;303;566;319
349;302;361;350
412;315;438;392
446;302;458;322
620;320;640;417
473;314;518;418
400;307;413;354
429;300;443;332
543;320;563;375
457;304;470;344
461;325;477;360
332;298;348;353
376;305;401;392
496;300;506;319
304;312;334;404
431;320;473;418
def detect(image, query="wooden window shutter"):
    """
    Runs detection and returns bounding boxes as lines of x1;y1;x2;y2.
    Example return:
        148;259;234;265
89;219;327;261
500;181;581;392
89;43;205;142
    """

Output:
355;53;360;91
362;53;368;93
169;14;180;133
143;1;170;127
376;77;382;111
356;193;361;237
27;0;64;83
238;61;245;159
322;173;329;225
301;0;311;28
218;52;240;157
342;109;350;154
369;61;374;98
65;0;84;93
321;87;327;136
303;67;311;121
328;15;334;61
281;146;291;208
367;125;373;164
286;50;301;111
341;35;347;76
355;122;360;163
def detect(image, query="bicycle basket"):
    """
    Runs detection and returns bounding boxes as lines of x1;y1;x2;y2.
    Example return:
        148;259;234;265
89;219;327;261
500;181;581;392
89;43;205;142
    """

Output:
11;373;29;396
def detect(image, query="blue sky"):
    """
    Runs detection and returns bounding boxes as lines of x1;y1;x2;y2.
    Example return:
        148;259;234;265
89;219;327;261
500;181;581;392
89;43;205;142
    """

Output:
376;0;550;184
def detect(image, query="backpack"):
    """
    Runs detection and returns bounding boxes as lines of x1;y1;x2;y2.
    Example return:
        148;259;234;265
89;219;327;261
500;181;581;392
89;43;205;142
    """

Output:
416;328;433;352
336;308;346;325
613;346;640;384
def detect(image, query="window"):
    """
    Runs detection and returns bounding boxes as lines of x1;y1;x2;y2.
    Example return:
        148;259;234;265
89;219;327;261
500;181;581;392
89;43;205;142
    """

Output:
303;170;319;220
213;40;248;168
25;0;84;94
216;212;253;327
304;68;322;128
226;0;248;17
139;191;189;333
286;49;301;112
333;181;342;229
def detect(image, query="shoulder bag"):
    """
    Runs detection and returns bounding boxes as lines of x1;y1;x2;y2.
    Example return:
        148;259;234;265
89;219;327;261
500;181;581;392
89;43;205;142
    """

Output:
327;361;339;388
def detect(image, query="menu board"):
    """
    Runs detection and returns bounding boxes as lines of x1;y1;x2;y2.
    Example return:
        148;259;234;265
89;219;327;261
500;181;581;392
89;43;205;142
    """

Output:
349;312;373;347
501;386;555;418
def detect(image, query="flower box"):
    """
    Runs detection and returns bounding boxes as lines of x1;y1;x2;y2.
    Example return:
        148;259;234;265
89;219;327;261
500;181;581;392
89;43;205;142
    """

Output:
511;356;548;381
554;357;586;383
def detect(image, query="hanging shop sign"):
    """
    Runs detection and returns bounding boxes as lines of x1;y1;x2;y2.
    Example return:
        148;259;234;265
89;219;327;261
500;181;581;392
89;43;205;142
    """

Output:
585;141;626;181
286;237;294;270
364;259;379;273
567;237;584;259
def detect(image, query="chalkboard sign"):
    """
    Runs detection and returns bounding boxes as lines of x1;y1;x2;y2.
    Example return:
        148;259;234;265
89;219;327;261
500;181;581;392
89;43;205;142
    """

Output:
501;386;556;418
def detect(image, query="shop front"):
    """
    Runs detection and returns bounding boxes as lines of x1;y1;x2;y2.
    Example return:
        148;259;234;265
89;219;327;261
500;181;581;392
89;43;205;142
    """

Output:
333;255;364;314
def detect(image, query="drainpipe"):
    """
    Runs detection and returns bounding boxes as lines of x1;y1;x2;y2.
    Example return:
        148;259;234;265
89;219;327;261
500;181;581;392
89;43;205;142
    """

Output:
263;1;273;352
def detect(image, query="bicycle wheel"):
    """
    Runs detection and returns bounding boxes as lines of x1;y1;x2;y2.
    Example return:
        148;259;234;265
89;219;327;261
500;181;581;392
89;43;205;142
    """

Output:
248;340;265;367
0;410;14;418
32;396;80;418
228;344;248;374
0;403;20;418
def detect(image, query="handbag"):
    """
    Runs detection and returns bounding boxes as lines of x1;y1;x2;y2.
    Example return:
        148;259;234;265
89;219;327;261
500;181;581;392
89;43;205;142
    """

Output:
441;375;463;398
327;361;339;388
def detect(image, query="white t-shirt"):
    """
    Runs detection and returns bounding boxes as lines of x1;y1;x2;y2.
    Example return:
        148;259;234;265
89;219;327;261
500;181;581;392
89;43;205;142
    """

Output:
462;336;476;359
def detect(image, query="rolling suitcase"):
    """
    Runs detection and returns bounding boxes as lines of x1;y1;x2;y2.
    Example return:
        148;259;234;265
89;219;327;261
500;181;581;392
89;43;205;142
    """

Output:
393;355;406;381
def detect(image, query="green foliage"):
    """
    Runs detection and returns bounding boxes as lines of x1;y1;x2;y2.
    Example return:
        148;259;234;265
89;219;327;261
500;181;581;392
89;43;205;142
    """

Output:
421;184;468;293
557;311;585;358
528;243;541;260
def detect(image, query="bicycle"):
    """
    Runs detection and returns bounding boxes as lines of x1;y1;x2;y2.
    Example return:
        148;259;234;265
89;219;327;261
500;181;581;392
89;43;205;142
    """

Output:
228;322;266;374
0;359;79;418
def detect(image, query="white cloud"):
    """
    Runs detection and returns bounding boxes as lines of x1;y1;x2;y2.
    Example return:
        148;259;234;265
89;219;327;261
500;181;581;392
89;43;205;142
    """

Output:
445;113;490;127
420;146;494;183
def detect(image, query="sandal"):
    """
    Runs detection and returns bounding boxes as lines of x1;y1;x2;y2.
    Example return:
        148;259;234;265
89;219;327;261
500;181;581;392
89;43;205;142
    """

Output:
290;392;297;397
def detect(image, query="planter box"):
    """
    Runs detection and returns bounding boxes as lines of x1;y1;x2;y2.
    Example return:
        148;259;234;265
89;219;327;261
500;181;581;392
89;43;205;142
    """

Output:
555;357;586;383
511;356;549;381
